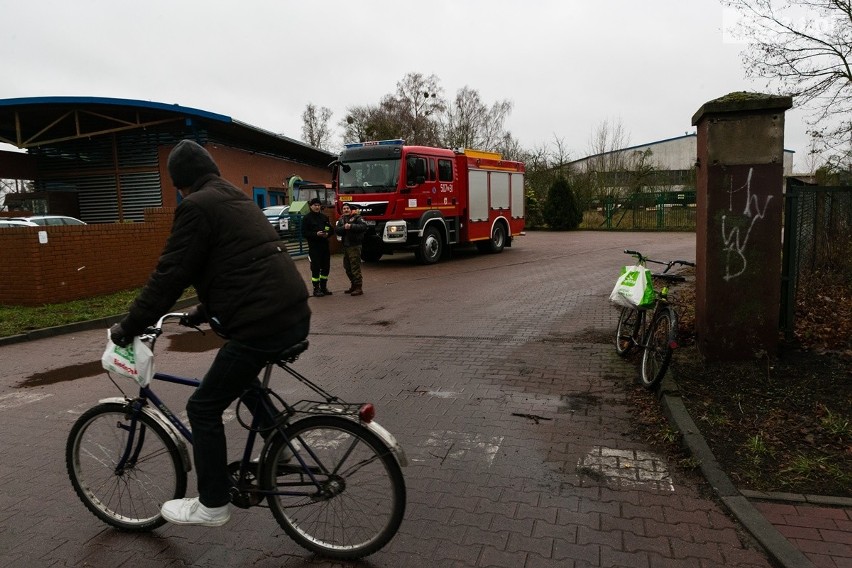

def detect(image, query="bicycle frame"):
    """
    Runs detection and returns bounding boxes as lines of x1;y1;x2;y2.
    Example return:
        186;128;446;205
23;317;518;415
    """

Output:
109;355;359;502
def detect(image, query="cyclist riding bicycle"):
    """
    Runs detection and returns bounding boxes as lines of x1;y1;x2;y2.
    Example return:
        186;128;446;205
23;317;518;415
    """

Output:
109;139;311;527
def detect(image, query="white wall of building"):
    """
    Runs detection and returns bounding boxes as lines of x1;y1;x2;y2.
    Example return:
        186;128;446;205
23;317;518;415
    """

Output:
570;134;794;176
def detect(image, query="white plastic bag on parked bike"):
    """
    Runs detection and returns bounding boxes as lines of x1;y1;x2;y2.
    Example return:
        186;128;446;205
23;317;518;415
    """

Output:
609;265;655;309
101;330;154;387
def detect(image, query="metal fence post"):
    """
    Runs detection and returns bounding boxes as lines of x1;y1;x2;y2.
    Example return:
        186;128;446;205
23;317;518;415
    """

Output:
780;181;799;342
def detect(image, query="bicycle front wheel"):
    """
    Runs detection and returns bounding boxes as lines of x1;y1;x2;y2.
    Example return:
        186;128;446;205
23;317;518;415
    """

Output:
262;415;406;560
615;307;642;357
66;402;187;531
641;307;677;389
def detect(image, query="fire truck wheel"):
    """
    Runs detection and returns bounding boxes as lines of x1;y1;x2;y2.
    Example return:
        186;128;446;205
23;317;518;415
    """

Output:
415;226;443;265
477;222;507;254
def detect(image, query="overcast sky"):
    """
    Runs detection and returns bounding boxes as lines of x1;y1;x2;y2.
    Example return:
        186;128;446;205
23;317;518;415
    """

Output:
0;0;815;170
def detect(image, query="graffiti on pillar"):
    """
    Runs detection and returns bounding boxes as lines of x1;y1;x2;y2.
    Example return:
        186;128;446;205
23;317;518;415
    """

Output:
721;167;773;281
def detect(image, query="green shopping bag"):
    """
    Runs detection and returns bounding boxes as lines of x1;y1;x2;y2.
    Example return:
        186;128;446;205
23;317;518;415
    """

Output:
609;265;655;308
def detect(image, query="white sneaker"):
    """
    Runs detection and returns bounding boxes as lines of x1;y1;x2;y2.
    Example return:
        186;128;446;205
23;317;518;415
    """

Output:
160;497;231;527
251;446;294;464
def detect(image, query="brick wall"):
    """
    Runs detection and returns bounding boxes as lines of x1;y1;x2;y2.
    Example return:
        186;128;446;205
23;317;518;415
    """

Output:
0;208;174;306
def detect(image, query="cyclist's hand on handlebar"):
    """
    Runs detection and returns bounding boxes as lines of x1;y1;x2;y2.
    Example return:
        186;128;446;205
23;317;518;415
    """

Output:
109;322;133;348
179;305;207;328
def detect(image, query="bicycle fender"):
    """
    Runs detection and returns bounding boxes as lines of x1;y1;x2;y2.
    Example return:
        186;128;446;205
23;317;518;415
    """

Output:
97;396;193;473
365;419;408;467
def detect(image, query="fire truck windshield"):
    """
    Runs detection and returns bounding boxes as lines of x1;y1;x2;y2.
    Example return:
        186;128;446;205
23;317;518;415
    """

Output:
338;159;400;194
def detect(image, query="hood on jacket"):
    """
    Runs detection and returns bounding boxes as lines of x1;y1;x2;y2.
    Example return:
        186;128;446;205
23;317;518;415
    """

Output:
167;139;221;190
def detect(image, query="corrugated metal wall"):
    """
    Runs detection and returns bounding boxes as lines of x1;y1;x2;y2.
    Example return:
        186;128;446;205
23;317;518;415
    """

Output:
31;130;189;223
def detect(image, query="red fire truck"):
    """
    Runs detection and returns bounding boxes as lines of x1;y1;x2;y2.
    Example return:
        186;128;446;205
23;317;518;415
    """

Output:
331;139;525;264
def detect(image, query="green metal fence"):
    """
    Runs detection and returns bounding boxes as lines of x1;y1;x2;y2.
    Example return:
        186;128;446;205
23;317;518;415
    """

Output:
581;191;697;230
780;183;852;340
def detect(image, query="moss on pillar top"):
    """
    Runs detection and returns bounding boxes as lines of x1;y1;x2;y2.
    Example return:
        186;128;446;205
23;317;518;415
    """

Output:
691;92;793;126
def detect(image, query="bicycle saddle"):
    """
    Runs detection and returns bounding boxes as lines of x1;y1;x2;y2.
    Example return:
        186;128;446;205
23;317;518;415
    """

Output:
275;340;310;364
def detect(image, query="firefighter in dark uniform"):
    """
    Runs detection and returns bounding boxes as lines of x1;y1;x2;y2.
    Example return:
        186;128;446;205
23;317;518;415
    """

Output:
301;197;333;296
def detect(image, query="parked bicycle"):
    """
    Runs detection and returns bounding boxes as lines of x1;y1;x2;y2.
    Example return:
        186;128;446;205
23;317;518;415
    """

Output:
614;250;695;389
66;313;407;560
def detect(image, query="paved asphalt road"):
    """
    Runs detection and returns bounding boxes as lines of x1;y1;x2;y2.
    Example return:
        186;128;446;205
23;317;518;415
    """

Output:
0;231;782;567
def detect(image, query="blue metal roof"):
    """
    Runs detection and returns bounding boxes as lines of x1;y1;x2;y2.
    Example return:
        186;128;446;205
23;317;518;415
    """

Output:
0;96;233;123
0;96;334;162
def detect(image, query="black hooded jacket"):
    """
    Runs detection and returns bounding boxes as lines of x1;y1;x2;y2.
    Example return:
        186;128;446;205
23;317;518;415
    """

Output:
119;140;310;341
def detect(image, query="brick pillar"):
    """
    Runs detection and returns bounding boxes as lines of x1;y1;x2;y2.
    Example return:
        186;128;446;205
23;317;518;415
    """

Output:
691;93;792;361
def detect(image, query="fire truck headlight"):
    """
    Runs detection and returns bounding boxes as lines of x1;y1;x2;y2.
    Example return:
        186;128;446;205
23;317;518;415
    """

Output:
383;221;407;242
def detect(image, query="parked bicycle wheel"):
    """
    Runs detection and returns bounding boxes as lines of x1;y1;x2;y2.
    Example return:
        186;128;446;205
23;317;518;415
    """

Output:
615;307;643;356
640;307;677;388
66;402;187;531
263;415;406;560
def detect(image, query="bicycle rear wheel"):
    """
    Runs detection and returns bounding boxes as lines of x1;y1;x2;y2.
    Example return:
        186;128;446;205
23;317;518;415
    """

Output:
262;415;406;560
615;307;642;357
66;402;187;531
640;307;677;389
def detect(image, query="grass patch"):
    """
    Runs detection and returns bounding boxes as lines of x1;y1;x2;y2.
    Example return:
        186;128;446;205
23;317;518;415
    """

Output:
780;453;851;488
743;433;773;466
0;288;196;338
818;403;851;438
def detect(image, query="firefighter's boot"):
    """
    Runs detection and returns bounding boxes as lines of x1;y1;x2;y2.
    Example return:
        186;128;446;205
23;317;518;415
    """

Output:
312;283;324;297
320;280;332;296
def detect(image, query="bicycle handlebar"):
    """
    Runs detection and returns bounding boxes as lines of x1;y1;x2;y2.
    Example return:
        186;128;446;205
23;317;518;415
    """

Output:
139;312;193;341
623;250;695;273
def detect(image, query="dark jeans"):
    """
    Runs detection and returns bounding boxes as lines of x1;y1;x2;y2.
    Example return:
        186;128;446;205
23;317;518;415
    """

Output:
186;317;310;508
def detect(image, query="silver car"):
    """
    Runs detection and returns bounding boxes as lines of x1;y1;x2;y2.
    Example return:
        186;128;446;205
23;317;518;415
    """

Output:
11;215;86;226
0;219;38;228
262;206;292;238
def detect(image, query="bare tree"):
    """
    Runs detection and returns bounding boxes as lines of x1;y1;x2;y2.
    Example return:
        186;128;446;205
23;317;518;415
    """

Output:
494;132;525;162
566;118;669;212
339;73;445;146
389;72;445;146
724;0;852;158
340;105;377;144
441;86;514;151
0;178;31;211
300;103;334;150
0;179;12;210
583;118;633;173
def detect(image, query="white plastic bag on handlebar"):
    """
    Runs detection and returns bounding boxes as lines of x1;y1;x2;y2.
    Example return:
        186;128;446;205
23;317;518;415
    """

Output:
609;265;654;309
101;330;154;387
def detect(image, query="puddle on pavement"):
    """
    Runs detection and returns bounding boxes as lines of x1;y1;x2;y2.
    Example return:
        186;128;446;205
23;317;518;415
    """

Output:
18;361;104;388
17;330;222;388
558;393;602;413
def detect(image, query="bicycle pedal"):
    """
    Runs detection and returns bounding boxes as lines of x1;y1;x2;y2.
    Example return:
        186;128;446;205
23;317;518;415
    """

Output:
229;486;262;509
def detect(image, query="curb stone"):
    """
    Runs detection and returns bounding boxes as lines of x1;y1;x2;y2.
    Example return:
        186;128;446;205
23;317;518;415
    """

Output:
659;374;816;568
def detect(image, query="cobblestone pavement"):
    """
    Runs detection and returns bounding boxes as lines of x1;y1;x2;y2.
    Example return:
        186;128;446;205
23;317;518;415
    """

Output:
0;231;796;567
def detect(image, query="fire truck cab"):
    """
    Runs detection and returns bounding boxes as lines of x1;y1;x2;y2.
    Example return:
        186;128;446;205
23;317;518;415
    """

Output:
332;139;525;264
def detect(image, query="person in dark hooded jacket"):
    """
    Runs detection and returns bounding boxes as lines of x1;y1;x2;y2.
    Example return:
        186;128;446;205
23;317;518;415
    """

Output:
109;139;310;527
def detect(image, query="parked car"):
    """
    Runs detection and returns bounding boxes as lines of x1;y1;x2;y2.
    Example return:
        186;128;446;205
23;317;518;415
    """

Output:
11;215;86;226
262;205;293;238
0;219;38;228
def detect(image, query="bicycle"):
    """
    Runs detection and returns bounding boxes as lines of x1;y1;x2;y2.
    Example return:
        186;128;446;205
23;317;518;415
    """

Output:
65;313;407;560
614;250;695;389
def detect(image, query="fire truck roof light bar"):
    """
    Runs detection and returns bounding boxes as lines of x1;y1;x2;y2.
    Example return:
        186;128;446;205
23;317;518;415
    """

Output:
344;139;405;149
